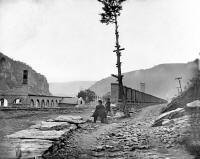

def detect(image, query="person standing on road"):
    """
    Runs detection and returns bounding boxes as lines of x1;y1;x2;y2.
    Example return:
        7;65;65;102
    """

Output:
92;100;107;123
105;98;111;116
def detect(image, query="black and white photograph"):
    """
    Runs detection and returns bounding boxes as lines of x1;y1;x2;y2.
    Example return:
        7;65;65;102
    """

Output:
0;0;200;158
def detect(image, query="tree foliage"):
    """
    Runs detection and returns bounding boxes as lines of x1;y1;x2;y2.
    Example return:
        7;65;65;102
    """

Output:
77;89;96;103
98;0;126;25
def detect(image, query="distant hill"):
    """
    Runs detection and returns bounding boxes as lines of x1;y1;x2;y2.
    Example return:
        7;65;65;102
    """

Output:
49;81;96;96
0;52;51;95
89;60;198;100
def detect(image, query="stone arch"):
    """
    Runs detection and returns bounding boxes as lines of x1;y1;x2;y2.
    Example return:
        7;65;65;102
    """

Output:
0;57;10;72
51;100;54;107
46;100;50;107
0;98;8;107
78;97;84;105
55;100;58;106
30;99;34;107
0;57;6;63
41;99;45;108
0;57;6;69
36;99;40;108
13;98;22;104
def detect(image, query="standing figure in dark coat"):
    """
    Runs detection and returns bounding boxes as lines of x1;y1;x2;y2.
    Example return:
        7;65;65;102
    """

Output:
92;100;107;123
105;98;111;115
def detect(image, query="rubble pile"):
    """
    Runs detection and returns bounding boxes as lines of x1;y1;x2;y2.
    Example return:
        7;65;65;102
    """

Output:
89;121;154;158
42;131;81;159
89;105;192;159
151;118;190;148
98;124;150;149
151;123;187;148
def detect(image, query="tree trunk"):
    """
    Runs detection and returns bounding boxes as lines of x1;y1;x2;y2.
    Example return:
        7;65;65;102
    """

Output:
114;15;129;117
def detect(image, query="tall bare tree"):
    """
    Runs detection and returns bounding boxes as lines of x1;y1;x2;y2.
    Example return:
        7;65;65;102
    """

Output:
97;0;129;116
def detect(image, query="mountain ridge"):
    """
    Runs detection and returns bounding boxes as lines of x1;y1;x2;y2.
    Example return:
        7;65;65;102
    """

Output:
89;59;198;100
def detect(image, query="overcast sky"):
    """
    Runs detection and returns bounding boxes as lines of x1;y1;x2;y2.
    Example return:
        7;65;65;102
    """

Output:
0;0;199;82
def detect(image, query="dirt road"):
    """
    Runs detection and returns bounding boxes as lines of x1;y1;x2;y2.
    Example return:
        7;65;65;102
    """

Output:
43;104;194;159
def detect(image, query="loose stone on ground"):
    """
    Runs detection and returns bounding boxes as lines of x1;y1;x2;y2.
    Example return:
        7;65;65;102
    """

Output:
5;115;86;159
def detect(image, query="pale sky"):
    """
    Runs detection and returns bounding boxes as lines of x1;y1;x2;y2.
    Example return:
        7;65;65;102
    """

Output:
0;0;199;82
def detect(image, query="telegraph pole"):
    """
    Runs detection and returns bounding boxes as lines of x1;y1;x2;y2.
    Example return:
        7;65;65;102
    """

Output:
175;77;183;93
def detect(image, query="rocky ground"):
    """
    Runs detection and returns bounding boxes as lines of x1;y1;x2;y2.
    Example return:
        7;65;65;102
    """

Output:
43;104;194;159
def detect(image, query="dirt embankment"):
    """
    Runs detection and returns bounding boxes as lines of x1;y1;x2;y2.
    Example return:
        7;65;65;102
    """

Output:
162;73;200;113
